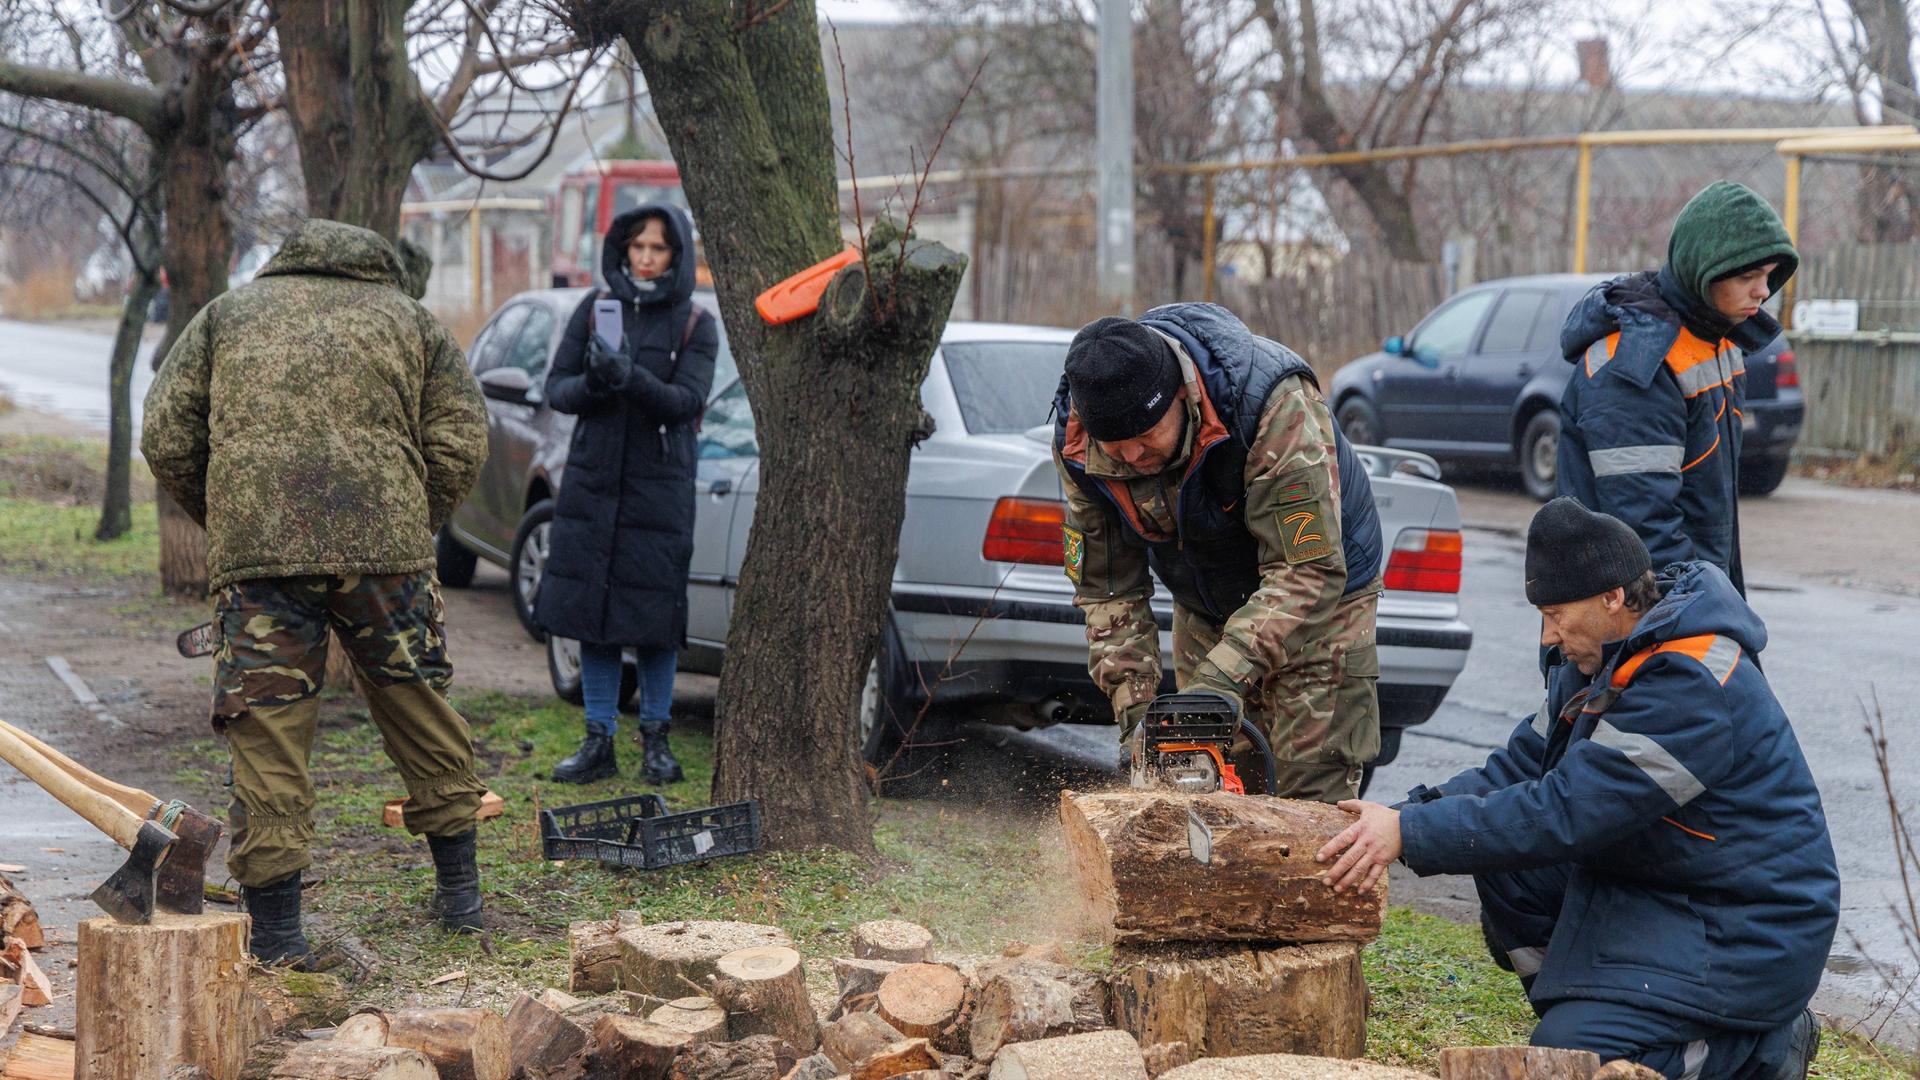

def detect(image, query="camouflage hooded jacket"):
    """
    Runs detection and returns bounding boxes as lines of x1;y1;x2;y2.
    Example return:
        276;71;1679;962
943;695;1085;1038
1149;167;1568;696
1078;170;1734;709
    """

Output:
142;219;487;592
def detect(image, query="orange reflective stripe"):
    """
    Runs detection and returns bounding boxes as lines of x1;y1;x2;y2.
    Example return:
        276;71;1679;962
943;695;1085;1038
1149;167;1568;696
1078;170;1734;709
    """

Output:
1681;432;1721;472
1611;649;1656;688
1662;816;1717;841
1611;634;1719;688
1715;398;1726;422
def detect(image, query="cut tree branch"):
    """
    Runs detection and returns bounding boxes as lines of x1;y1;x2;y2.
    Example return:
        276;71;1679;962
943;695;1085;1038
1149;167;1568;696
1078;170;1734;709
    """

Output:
0;58;165;134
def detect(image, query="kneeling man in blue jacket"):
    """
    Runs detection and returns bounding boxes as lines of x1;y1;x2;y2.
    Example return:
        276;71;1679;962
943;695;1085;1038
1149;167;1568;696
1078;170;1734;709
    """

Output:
1318;497;1838;1080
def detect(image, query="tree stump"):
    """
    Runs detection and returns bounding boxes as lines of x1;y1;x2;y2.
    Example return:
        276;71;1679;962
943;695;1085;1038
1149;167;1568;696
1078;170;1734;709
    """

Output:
1437;1047;1601;1080
334;1008;511;1080
984;1030;1147;1080
848;1039;938;1080
1107;941;1366;1059
1159;1055;1436;1079
618;921;793;999
572;911;645;993
75;911;251;1080
876;963;969;1044
0;875;44;948
647;997;729;1045
271;1045;437;1080
968;961;1107;1061
590;1015;688;1080
852;920;933;964
1593;1063;1665;1080
506;993;593;1077
1061;790;1385;944
820;1012;906;1071
710;946;819;1050
667;1034;798;1080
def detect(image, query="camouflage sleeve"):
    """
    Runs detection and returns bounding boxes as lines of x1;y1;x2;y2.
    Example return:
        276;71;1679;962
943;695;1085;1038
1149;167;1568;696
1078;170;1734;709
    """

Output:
139;304;215;526
1184;376;1348;706
1054;452;1160;725
417;319;489;532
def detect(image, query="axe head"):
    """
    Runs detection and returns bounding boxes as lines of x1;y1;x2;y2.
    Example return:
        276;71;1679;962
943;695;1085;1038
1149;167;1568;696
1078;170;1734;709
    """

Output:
154;806;222;915
91;819;176;924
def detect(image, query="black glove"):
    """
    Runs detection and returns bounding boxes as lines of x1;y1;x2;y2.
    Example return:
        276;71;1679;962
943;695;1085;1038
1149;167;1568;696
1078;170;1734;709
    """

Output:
585;334;629;390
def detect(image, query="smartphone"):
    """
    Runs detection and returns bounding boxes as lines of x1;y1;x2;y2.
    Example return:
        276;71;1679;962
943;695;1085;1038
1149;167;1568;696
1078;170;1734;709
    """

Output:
592;298;624;352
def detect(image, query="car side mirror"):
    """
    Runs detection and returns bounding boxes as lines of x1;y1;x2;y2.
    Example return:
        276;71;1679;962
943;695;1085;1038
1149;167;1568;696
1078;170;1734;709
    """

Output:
479;366;535;404
1383;335;1405;356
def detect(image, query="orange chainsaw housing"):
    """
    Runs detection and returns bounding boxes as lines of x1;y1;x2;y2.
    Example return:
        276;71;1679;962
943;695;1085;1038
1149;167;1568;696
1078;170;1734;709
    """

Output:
1151;741;1244;795
754;247;861;325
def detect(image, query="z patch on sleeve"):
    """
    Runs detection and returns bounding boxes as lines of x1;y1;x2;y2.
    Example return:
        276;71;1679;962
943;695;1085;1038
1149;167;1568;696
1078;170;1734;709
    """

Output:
1274;469;1335;564
1062;525;1086;584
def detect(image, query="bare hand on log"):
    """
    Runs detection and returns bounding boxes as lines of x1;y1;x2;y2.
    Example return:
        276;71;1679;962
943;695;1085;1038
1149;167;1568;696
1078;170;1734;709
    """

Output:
1315;800;1402;893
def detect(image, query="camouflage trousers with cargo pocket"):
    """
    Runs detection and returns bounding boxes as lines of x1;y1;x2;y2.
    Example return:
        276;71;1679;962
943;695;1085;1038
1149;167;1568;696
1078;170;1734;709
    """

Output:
1173;582;1381;803
212;571;485;887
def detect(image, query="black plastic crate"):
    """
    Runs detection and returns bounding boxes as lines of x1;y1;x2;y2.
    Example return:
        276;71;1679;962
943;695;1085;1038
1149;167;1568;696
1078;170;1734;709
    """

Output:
540;793;762;869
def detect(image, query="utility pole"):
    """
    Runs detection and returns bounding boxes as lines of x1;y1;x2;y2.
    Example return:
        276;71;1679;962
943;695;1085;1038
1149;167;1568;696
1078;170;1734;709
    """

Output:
1096;0;1134;315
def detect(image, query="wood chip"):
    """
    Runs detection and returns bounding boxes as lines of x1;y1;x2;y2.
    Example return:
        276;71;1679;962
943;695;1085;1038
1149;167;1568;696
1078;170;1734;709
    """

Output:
35;851;59;857
426;970;468;986
0;866;25;875
387;792;505;829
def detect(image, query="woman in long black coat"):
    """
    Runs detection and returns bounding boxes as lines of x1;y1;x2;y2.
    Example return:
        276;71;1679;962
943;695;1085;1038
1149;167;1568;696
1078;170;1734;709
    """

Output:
536;203;717;784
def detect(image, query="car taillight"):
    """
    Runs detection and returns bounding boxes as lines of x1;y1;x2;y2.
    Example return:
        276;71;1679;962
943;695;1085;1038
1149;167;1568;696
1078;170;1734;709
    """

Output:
982;497;1066;565
1383;528;1462;593
1775;349;1797;389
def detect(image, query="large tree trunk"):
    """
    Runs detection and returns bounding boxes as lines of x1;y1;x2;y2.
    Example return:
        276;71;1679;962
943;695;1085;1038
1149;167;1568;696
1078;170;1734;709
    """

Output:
98;264;160;541
576;0;968;854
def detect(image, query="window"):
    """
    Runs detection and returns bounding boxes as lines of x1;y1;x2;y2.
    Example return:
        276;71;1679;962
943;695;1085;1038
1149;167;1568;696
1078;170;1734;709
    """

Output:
611;183;690;218
1479;290;1547;354
1410;290;1496;361
503;307;555;374
697;381;757;459
942;341;1072;434
1528;293;1578;352
470;305;529;374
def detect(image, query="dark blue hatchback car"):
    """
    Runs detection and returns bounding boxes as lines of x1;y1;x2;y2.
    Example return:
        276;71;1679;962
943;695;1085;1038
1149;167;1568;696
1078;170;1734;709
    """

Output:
1328;273;1804;500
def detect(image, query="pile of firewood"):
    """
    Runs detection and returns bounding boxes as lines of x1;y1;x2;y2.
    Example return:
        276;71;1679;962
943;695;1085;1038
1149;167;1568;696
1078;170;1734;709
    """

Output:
0;872;49;1033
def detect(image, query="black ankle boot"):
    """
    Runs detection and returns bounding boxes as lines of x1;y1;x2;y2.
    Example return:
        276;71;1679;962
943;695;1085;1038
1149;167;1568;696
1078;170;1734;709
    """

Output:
638;721;683;785
242;871;315;968
551;733;617;784
427;829;483;932
1770;1008;1820;1079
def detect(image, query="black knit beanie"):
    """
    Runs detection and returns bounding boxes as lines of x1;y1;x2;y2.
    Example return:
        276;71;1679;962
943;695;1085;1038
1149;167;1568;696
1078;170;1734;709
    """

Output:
1065;317;1183;441
1525;497;1652;606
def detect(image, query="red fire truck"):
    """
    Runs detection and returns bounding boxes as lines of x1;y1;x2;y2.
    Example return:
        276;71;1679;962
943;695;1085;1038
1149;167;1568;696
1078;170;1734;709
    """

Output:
550;159;707;287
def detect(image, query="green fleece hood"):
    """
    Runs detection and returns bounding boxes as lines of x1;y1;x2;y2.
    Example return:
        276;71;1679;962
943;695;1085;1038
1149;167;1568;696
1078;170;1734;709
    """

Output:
258;218;408;290
1666;181;1798;304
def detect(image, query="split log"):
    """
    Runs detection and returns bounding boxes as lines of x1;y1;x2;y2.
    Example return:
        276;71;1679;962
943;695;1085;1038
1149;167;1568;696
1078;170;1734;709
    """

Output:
270;1045;437;1080
1437;1047;1600;1080
851;921;933;964
506;993;593;1077
711;947;819;1051
0;985;21;1033
1142;1043;1192;1078
778;1055;837;1080
1;1032;74;1080
1159;1055;1435;1079
848;1039;937;1080
667;1034;798;1080
572;912;645;994
1593;1064;1665;1080
249;970;352;1043
967;961;1106;1060
618;921;793;999
1060;790;1385;944
984;1031;1146;1080
820;1013;905;1071
75;912;251;1080
1107;941;1366;1059
590;1015;688;1080
832;958;901;1001
339;1008;511;1080
0;877;43;949
646;997;729;1045
1;938;51;1006
875;964;968;1042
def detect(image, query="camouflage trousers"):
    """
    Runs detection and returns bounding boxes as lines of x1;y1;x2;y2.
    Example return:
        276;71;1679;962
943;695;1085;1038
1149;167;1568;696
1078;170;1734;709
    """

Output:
1173;583;1381;803
212;571;484;887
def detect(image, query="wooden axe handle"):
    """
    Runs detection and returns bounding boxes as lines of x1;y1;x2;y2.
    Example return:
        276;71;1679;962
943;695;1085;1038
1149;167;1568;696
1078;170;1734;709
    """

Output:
0;720;156;818
0;725;145;850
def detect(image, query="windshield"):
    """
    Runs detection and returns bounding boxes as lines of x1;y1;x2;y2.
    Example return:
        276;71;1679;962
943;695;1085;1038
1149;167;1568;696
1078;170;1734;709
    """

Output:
941;341;1070;435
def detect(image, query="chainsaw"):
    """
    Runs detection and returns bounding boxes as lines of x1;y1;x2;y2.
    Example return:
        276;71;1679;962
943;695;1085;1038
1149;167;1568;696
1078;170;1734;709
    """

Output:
1128;691;1278;795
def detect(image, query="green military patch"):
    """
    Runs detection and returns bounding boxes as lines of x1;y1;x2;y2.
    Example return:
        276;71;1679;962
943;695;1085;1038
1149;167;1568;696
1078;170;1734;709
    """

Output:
1278;507;1335;563
1276;477;1315;504
1063;525;1086;584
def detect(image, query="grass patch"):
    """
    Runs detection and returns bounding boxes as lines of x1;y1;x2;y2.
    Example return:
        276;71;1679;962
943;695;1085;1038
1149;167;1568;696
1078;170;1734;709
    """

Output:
0;433;160;580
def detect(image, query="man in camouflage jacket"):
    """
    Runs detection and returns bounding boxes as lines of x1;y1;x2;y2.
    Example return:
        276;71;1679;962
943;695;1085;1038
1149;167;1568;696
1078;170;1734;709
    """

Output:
143;218;489;965
1051;306;1384;802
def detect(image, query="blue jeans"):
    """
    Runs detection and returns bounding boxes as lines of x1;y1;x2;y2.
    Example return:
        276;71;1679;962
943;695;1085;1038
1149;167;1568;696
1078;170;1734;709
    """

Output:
579;642;676;737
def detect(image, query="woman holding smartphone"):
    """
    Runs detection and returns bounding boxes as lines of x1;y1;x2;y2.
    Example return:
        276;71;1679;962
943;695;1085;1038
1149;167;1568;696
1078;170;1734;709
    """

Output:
537;203;717;785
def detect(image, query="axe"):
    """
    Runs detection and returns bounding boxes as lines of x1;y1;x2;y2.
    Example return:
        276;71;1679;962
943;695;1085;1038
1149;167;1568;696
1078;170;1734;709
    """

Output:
0;722;222;924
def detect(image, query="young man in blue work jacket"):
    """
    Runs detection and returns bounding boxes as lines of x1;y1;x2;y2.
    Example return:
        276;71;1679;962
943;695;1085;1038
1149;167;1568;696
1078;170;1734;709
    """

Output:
1318;498;1838;1080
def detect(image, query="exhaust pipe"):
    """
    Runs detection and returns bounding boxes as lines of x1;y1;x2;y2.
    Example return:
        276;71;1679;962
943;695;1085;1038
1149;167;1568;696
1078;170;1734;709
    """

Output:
1033;695;1075;726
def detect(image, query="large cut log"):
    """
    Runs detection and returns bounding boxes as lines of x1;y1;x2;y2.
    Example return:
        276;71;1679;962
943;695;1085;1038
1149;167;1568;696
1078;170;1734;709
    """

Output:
1;1033;72;1080
828;957;901;1020
335;1008;511;1080
572;912;646;993
1437;1047;1600;1080
710;947;819;1051
1159;1055;1436;1079
618;921;794;999
779;1055;837;1080
507;993;593;1078
647;997;729;1044
967;961;1106;1060
271;1045;437;1080
590;1015;688;1080
75;912;251;1080
0;876;43;948
1061;790;1385;944
875;964;969;1044
985;1031;1146;1080
848;1040;937;1080
667;1034;798;1080
820;1012;906;1071
1107;941;1366;1059
852;921;933;964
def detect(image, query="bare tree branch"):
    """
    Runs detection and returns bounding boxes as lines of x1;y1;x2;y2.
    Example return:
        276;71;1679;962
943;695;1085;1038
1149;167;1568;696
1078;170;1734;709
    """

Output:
0;57;165;133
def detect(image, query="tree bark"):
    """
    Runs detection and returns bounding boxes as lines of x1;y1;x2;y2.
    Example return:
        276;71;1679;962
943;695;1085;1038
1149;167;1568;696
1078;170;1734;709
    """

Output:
339;1008;512;1080
820;1012;906;1072
968;962;1107;1061
588;1015;687;1080
99;264;160;541
74;912;252;1080
845;1040;938;1080
506;993;594;1078
572;0;968;855
1437;1047;1601;1080
1106;942;1366;1060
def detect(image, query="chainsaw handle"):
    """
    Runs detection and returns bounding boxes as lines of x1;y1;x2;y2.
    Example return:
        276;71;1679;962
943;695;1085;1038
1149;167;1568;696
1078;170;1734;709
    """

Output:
0;720;157;818
0;724;147;849
1239;718;1278;795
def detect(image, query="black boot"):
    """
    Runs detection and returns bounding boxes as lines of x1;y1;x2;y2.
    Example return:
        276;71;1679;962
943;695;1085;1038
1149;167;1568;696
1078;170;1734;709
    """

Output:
638;721;683;785
1770;1008;1821;1080
551;733;617;784
427;829;483;932
242;871;315;968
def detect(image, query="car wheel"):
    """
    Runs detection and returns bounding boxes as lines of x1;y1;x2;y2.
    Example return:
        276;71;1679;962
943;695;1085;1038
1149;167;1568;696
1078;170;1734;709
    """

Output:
510;499;555;642
858;616;915;773
1739;455;1792;496
434;528;478;588
1336;396;1384;447
1358;725;1405;799
1518;410;1561;502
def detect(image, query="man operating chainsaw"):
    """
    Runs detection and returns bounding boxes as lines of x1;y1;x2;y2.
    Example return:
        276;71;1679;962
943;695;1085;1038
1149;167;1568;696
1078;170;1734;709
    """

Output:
1052;305;1384;802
